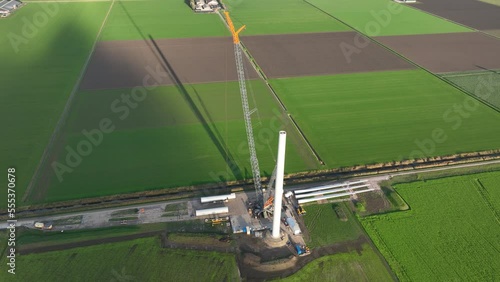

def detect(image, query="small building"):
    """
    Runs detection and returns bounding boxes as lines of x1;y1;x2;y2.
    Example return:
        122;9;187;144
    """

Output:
190;0;221;13
0;0;24;18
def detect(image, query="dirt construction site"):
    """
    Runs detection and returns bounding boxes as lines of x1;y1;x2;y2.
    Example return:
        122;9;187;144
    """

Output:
5;176;388;280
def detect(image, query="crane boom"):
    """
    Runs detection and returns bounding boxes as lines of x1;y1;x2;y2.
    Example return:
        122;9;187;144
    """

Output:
224;12;263;205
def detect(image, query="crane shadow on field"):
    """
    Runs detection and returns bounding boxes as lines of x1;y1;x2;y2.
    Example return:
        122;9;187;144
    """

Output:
117;0;244;181
148;34;244;181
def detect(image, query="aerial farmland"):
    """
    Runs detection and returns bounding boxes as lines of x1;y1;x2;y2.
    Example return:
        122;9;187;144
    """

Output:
1;0;499;280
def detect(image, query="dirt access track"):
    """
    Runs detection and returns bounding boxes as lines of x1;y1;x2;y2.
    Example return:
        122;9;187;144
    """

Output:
80;37;258;90
376;32;500;73
409;0;500;31
241;32;415;79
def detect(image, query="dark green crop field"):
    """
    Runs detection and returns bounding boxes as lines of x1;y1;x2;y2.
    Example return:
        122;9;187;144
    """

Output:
270;70;500;168
361;171;500;281
306;0;471;36
31;80;317;203
0;237;239;281
442;70;500;110
223;0;350;35
100;0;228;41
0;2;111;208
303;203;363;248
281;244;393;282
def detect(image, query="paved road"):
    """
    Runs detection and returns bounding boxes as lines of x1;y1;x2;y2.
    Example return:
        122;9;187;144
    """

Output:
0;199;194;231
2;159;499;231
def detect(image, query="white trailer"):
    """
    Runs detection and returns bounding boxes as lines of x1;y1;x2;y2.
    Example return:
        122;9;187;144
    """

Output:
286;217;301;235
195;206;229;217
200;193;236;203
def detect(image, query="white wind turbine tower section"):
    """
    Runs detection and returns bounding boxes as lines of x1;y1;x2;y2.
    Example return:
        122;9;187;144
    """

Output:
272;131;287;238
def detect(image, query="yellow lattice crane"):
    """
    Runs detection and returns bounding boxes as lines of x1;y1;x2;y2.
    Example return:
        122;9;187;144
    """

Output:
223;12;265;209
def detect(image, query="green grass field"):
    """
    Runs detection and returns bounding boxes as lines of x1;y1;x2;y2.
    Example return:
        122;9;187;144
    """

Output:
361;171;500;281
3;220;224;252
31;80;317;203
270;70;500;168
0;2;111;208
224;0;350;35
479;0;500;7
280;244;393;282
100;0;228;41
303;203;363;248
13;224;162;248
0;237;239;281
442;70;500;110
307;0;471;36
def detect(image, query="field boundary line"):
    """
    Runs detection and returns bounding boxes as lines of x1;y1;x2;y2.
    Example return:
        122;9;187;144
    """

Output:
441;69;500;78
440;76;500;112
401;2;500;40
472;179;500;224
349;208;400;281
23;0;116;202
302;0;500;115
402;3;476;33
287;114;325;165
216;10;325;167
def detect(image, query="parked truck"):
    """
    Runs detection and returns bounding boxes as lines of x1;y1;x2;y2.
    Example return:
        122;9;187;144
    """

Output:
295;245;310;256
34;222;52;230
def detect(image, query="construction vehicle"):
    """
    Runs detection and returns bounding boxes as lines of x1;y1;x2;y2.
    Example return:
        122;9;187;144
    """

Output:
204;216;230;226
34;222;53;230
295;245;310;256
296;205;306;215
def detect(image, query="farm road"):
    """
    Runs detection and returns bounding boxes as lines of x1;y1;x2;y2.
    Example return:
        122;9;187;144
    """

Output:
409;0;500;31
3;159;499;231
